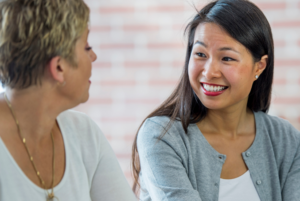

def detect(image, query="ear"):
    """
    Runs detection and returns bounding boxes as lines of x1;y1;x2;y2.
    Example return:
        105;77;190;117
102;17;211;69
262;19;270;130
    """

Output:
254;55;268;78
48;56;65;84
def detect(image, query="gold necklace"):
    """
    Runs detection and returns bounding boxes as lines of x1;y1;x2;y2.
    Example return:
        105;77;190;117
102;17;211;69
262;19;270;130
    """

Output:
4;93;58;201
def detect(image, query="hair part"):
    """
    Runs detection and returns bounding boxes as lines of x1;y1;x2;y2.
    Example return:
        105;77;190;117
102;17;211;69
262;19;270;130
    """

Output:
0;0;90;89
132;0;274;195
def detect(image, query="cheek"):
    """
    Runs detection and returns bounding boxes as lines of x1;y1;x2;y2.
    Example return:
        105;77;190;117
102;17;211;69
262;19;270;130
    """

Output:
223;69;240;85
224;65;254;95
188;59;203;85
78;56;91;74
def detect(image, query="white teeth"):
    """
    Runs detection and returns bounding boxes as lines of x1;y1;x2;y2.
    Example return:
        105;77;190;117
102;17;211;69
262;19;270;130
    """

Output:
203;84;226;92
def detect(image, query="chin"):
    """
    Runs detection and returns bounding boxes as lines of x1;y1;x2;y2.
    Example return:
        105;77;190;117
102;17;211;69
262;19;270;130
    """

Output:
199;97;227;110
83;94;90;103
80;93;90;104
202;103;224;110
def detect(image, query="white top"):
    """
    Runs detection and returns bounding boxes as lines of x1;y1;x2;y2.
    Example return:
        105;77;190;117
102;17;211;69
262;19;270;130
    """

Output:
218;171;261;201
0;110;137;201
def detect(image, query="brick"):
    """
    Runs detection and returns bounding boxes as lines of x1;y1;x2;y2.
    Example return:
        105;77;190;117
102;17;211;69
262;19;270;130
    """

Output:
123;134;136;141
274;40;285;47
272;97;300;104
100;117;137;123
149;80;179;85
90;26;111;32
172;60;185;68
125;98;161;104
99;43;135;49
124;61;160;68
148;42;185;49
86;98;113;105
105;135;113;141
98;5;188;14
99;7;135;14
272;20;300;27
116;153;132;159
273;79;286;85
123;25;160;32
124;171;133;180
99;80;136;86
147;5;186;12
172;24;188;31
256;2;286;10
275;59;300;67
92;62;111;68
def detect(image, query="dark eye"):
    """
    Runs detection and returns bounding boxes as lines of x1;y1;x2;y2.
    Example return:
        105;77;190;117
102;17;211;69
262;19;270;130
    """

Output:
222;57;235;61
196;52;206;58
85;47;92;51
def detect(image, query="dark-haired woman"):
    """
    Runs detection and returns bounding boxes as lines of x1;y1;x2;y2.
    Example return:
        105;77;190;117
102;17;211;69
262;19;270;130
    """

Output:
132;0;300;200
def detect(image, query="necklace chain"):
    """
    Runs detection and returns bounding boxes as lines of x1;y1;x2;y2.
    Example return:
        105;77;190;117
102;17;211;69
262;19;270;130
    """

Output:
4;93;56;200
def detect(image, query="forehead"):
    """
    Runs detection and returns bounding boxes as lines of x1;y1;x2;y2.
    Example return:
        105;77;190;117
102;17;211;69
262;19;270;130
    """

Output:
194;23;245;50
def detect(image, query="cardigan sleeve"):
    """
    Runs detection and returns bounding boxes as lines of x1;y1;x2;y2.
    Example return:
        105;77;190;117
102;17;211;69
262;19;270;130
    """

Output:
137;118;202;201
281;127;300;201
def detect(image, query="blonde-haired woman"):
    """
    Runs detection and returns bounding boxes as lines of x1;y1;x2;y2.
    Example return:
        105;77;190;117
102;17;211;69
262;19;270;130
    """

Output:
0;0;136;200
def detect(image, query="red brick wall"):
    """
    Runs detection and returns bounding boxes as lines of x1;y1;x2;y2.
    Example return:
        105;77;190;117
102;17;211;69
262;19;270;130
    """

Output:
76;0;300;185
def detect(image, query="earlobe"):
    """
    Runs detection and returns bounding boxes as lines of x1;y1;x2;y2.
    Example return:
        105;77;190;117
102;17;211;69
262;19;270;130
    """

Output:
48;56;65;84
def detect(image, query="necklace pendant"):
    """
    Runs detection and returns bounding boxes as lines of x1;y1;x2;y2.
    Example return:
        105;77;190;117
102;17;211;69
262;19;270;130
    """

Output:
47;192;55;200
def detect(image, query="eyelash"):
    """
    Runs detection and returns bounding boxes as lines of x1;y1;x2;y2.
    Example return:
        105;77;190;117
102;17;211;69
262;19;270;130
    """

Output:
195;52;235;61
196;52;206;58
85;46;92;51
222;57;235;61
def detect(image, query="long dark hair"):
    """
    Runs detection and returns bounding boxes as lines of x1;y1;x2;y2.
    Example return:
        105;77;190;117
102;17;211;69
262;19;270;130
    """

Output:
132;0;274;194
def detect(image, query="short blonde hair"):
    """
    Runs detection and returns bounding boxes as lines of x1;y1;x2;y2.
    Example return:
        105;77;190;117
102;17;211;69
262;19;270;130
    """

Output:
0;0;90;89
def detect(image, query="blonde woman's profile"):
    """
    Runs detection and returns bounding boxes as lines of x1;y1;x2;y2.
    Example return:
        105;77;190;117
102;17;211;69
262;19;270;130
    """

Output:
0;0;136;200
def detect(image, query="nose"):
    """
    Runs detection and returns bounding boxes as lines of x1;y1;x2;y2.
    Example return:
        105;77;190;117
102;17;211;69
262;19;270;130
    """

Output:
202;59;222;80
90;49;97;62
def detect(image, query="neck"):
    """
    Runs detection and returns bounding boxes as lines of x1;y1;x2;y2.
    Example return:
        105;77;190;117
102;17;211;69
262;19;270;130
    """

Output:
199;99;255;138
3;85;68;143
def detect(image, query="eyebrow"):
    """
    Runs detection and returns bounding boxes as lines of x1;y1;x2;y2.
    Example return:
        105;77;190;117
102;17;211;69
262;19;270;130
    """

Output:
194;40;240;54
194;41;207;47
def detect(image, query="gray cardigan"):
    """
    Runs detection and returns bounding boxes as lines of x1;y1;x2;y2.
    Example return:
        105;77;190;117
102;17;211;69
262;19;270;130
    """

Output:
137;111;300;201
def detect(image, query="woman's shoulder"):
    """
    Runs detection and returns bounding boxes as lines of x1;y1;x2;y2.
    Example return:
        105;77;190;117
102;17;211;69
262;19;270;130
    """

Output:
256;111;300;134
141;116;171;130
137;116;189;152
255;111;300;144
139;116;186;137
57;110;106;154
58;109;95;125
58;110;101;133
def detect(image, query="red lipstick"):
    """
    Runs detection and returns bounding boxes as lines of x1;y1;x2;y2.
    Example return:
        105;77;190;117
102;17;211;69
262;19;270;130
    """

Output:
201;84;227;96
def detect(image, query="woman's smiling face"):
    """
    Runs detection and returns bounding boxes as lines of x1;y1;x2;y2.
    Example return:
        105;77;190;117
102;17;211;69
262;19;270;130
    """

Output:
188;22;267;111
